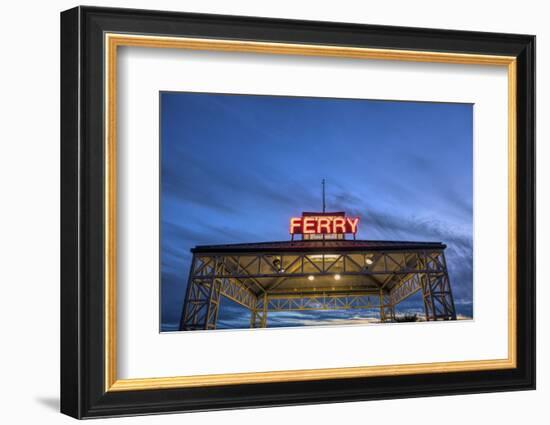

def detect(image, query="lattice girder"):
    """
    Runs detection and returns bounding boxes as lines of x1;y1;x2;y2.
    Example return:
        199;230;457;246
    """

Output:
180;248;457;330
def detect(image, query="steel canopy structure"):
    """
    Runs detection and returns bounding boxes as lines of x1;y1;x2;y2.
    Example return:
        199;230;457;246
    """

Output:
179;239;457;330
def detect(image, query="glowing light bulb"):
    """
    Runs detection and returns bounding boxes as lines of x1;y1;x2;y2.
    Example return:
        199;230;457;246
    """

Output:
307;275;315;281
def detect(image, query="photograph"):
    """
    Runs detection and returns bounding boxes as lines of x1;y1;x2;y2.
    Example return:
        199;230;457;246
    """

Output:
160;92;474;332
57;5;536;419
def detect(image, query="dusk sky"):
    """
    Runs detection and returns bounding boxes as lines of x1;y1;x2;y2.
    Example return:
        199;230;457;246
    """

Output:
160;92;473;331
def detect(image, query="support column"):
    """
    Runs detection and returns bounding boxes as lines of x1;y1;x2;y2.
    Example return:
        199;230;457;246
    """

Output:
426;273;456;320
204;278;222;330
420;277;435;321
180;255;224;331
420;252;457;321
250;292;268;328
179;278;210;330
439;253;457;320
379;290;394;322
179;278;222;330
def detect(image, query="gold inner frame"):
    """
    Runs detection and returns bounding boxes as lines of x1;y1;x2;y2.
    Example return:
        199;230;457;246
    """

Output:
104;33;517;392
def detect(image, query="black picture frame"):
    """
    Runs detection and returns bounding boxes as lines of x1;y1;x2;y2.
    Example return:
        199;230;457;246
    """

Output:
61;5;535;419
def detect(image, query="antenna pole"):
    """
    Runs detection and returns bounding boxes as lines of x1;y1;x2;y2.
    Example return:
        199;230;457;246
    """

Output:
322;179;326;213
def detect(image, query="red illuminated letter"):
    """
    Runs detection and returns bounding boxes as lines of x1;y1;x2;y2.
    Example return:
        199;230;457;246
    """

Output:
317;217;331;234
303;217;315;234
346;217;359;234
289;217;302;234
333;217;346;233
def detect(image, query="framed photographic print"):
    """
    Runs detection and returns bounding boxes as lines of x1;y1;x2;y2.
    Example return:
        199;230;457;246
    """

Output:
60;6;535;419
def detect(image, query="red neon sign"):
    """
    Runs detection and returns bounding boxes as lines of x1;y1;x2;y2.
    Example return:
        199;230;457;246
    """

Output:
289;215;359;235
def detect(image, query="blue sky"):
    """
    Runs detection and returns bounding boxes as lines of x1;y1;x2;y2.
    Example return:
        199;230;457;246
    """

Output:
160;92;473;331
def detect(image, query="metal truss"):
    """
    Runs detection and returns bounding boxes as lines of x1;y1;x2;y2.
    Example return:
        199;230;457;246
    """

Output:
187;251;445;279
263;292;379;312
379;291;395;322
250;293;268;328
180;249;456;330
180;278;221;331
